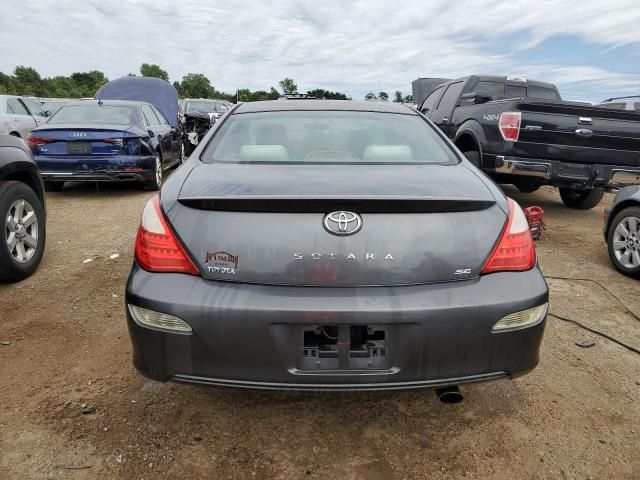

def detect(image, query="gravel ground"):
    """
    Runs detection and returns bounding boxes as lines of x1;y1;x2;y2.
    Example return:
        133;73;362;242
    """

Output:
0;180;638;479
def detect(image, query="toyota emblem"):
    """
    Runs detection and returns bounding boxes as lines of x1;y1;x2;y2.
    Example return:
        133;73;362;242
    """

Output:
323;211;362;236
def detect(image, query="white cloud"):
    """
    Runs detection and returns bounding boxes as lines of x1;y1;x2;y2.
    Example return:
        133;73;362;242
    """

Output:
1;0;639;100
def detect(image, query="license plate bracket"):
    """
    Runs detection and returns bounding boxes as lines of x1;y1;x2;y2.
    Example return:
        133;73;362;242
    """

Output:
300;325;388;371
67;141;91;155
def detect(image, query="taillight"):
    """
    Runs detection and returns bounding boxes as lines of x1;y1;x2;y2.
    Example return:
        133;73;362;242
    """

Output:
481;198;536;274
26;135;54;151
135;195;199;275
498;112;521;141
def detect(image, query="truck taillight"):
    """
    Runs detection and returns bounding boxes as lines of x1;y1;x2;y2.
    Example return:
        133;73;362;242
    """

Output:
481;198;536;274
135;195;199;275
499;112;521;142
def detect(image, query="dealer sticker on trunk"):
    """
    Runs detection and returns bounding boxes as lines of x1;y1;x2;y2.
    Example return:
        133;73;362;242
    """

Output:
205;251;238;274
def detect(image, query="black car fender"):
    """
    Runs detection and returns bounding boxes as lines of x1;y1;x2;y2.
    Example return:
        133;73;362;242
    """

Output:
0;136;46;210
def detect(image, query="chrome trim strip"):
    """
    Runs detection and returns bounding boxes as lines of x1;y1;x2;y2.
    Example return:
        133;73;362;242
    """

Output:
171;371;509;391
495;156;551;179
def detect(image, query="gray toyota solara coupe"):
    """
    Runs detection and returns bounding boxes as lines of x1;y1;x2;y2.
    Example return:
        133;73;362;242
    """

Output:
125;100;549;392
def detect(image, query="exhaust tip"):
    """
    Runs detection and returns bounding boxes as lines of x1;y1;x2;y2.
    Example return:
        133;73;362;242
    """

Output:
435;385;463;404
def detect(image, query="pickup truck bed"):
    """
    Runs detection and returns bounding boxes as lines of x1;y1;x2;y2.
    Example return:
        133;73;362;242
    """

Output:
419;75;640;209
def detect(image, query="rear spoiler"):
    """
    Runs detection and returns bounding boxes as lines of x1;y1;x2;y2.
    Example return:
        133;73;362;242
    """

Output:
178;196;495;213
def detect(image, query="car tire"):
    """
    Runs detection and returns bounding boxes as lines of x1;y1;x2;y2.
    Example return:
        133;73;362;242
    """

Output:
44;181;64;192
607;206;640;278
0;181;46;282
144;152;163;191
559;187;605;209
462;151;480;167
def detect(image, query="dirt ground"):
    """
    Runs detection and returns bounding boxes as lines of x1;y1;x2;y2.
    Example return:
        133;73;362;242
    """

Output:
0;180;638;480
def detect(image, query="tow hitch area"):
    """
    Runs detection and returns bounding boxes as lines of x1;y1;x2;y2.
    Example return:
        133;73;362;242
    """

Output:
301;325;388;370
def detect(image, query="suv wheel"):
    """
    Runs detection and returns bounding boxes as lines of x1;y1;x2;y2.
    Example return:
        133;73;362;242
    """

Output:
607;206;640;278
0;181;46;282
559;187;605;209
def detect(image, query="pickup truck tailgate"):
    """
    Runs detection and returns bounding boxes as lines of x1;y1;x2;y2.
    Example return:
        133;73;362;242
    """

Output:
514;101;640;167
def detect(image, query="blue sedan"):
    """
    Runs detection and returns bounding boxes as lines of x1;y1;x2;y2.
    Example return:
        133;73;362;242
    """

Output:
27;100;183;191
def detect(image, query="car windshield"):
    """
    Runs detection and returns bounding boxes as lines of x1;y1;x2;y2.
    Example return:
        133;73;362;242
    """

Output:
186;101;229;114
48;105;134;125
203;111;458;164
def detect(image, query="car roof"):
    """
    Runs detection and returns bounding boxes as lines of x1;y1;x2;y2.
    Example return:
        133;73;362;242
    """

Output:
234;100;417;115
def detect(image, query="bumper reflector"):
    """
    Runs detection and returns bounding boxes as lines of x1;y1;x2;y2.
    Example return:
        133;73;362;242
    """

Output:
128;304;192;333
492;303;548;332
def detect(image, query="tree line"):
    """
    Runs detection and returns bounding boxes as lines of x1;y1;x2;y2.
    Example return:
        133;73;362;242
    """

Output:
0;63;412;103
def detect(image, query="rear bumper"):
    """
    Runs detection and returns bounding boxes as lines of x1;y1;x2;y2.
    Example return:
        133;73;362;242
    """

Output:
125;265;549;391
35;154;155;183
492;155;640;188
39;170;152;183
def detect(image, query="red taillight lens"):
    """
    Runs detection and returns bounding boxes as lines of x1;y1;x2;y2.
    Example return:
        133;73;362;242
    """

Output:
481;198;536;274
26;135;54;151
498;112;521;141
134;195;199;275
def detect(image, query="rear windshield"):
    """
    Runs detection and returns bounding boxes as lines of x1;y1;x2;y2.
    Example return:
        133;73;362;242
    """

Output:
186;101;229;113
48;105;134;125
202;111;458;164
526;85;560;100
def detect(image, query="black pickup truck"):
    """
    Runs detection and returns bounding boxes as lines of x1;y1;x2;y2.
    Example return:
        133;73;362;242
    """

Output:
419;75;640;209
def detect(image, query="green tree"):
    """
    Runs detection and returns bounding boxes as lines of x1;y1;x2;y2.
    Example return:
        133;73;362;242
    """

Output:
278;78;297;95
176;73;216;98
403;94;413;103
378;91;389;102
306;88;349;100
140;63;169;81
364;92;377;100
13;66;42;95
69;70;108;96
0;72;14;94
393;91;403;103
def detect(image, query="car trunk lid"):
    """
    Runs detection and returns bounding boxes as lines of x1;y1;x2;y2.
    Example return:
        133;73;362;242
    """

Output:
29;124;141;172
167;163;506;286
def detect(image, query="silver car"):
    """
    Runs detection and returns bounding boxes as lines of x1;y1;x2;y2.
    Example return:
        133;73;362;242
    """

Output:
125;100;548;394
0;95;50;140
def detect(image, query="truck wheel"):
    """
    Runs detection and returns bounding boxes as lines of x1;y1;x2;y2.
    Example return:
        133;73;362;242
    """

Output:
559;187;605;209
0;181;46;282
462;151;480;167
607;206;640;278
44;181;64;192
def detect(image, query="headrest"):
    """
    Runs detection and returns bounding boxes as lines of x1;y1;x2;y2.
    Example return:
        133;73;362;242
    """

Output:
256;123;287;145
362;145;412;162
239;145;289;162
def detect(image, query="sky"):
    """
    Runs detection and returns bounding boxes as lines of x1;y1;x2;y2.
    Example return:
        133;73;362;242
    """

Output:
1;0;640;102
